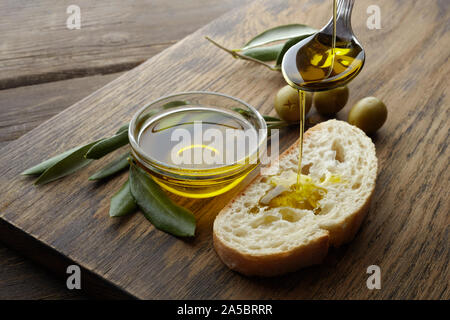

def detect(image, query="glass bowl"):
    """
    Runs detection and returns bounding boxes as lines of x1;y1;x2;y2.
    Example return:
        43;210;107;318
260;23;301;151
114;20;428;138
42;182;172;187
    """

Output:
128;91;267;198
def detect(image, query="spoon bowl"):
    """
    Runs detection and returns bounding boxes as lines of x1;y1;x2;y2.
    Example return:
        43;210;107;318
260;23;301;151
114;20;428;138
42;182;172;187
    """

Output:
282;0;364;91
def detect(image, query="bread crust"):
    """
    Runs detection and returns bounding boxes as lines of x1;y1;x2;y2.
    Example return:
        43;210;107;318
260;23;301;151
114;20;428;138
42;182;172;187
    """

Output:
213;231;329;276
326;193;373;247
213;120;376;276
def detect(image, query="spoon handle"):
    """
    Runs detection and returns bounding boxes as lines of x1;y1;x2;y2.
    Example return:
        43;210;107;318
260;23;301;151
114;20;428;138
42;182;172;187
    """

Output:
320;0;355;41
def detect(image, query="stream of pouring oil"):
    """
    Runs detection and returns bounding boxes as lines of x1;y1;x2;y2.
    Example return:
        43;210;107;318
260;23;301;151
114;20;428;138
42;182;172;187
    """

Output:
296;0;338;185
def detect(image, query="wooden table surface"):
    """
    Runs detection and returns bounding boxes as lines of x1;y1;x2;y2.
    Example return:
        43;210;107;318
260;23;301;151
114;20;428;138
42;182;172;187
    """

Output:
0;0;448;300
0;0;247;300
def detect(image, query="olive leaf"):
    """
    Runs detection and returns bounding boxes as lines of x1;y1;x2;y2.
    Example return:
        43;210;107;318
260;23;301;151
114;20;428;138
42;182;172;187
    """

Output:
109;178;137;217
263;115;282;122
161;100;189;109
85;130;129;160
275;34;313;67
22;146;82;176
205;37;278;71
89;152;130;181
34;140;102;185
232;107;282;122
241;24;317;50
129;161;196;237
241;43;284;61
115;124;129;134
206;25;316;71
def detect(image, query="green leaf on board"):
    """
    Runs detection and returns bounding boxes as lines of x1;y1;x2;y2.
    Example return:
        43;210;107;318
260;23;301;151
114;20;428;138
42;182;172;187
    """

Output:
109;178;137;217
263;115;282;122
233;107;281;123
115;124;129;134
21;146;81;175
34;140;101;185
85;130;129;160
89;152;130;181
162;100;189;109
129;161;196;237
241;43;284;61
205;36;278;71
241;24;317;50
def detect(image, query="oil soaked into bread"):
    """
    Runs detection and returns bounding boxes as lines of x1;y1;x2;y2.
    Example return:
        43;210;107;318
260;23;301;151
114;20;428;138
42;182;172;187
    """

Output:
265;177;327;213
256;173;342;214
265;0;359;212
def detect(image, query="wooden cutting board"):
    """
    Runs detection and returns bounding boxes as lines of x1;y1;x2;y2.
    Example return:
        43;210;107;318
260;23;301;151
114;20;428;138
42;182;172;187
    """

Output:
0;0;448;299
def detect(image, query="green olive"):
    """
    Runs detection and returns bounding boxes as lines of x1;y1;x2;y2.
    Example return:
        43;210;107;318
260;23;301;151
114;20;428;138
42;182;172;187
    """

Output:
313;86;349;115
348;97;388;135
274;85;312;122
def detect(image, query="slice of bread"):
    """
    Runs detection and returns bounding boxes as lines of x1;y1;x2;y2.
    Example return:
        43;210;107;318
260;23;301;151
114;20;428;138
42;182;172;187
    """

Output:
213;120;377;276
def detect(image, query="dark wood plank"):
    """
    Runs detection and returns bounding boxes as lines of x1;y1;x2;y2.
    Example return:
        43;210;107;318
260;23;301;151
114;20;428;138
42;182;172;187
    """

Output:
0;0;251;299
0;0;448;299
0;219;133;299
0;247;85;300
0;73;123;150
0;0;246;89
0;73;124;300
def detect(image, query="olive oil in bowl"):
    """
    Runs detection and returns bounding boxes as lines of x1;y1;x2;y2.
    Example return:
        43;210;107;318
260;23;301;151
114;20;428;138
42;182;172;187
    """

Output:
128;92;267;198
139;108;256;170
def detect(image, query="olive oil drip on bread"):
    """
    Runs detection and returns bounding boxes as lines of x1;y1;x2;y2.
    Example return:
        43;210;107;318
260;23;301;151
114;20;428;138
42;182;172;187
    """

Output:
261;0;355;212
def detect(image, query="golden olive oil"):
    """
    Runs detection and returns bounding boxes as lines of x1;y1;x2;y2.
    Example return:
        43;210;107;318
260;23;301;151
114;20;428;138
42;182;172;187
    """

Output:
297;90;307;185
294;0;350;185
282;1;364;91
256;173;343;214
264;0;357;212
265;176;327;213
137;107;260;198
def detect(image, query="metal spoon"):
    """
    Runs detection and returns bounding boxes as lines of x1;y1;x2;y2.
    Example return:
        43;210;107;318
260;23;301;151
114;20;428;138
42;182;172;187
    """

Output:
282;0;365;91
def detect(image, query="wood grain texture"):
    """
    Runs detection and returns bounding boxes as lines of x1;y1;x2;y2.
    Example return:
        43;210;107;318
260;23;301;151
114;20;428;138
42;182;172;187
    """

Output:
0;73;123;150
0;72;123;300
0;0;249;299
0;0;245;89
0;0;448;299
0;246;85;300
